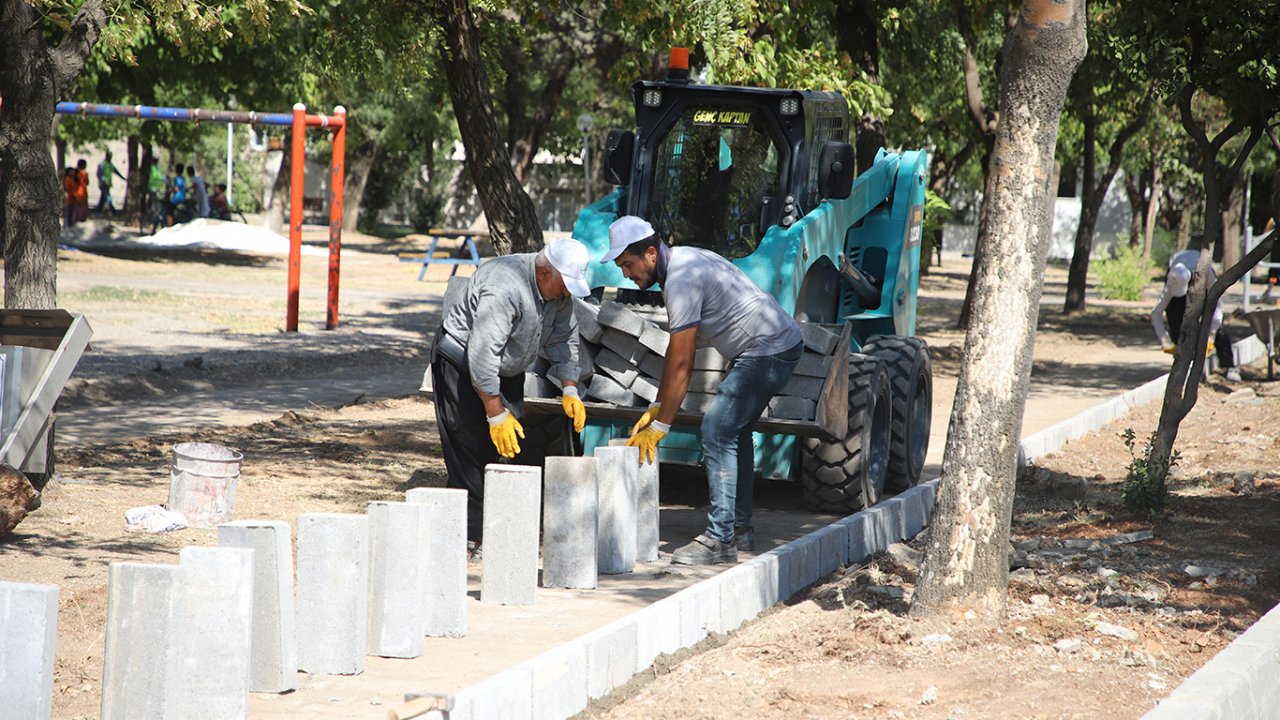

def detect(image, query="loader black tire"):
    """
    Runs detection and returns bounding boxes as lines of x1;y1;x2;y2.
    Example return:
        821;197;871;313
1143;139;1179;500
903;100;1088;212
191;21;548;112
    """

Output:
798;356;891;513
861;335;932;492
516;411;580;465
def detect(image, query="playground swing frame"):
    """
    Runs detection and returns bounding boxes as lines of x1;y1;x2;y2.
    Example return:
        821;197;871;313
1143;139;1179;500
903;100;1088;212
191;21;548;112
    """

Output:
56;101;347;332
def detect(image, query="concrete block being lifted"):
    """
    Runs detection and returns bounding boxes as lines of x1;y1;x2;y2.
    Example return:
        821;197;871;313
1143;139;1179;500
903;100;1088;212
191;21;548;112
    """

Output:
482;464;542;605
217;520;297;693
169;547;254;719
597;301;647;337
367;501;429;658
573;298;605;343
608;438;659;563
595;446;638;574
0;581;58;720
405;487;468;637
595;347;640;387
101;563;184;720
296;513;369;675
542;456;599;589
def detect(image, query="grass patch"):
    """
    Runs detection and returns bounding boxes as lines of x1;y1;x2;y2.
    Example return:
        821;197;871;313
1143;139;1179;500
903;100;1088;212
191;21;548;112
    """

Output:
66;286;180;304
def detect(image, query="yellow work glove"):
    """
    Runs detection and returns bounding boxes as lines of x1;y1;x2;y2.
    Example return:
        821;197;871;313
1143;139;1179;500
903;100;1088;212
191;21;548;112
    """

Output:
487;410;525;459
1162;342;1176;354
627;420;669;465
631;403;662;435
562;386;586;433
1205;339;1215;358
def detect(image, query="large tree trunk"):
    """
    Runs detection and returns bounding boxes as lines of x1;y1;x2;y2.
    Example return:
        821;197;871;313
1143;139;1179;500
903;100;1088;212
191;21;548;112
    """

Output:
835;0;884;174
1124;168;1147;247
1221;175;1246;269
265;145;291;234
124;135;140;216
503;41;574;185
1143;164;1162;259
434;0;541;255
0;0;105;309
912;0;1086;625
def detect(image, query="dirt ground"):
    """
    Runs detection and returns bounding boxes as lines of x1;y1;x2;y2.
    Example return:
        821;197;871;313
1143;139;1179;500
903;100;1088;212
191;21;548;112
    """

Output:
1;218;1274;719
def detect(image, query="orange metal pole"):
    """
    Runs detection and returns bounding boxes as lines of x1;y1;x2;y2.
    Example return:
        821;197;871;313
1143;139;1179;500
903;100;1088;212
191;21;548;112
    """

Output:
326;106;347;330
286;103;305;332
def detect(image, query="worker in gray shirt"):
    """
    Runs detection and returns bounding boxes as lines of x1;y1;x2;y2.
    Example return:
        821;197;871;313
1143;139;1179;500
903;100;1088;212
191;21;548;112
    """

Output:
602;216;803;565
431;238;592;547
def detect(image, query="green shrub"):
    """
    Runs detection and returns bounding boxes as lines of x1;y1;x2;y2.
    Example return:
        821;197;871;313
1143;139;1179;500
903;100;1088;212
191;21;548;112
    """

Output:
1120;428;1179;517
1095;245;1153;301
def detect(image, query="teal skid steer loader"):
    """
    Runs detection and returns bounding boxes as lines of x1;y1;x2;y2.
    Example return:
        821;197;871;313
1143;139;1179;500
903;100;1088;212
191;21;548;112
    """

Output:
561;50;932;513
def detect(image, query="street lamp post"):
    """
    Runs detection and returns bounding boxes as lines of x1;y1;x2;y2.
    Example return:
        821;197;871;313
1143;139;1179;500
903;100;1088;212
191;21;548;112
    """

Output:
577;113;594;210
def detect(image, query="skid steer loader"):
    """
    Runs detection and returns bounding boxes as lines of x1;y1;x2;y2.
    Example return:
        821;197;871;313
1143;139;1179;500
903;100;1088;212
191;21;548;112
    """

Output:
526;49;933;513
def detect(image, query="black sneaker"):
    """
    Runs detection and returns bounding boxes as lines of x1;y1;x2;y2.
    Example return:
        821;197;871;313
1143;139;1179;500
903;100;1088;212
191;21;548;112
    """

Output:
735;526;755;552
672;533;738;566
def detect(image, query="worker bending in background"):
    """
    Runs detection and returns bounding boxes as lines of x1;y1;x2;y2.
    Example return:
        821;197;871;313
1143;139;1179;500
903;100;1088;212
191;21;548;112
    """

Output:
430;238;592;553
1151;248;1241;382
603;216;803;566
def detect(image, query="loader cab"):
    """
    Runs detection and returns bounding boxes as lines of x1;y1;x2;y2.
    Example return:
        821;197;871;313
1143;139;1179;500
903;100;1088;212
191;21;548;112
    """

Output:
605;78;853;258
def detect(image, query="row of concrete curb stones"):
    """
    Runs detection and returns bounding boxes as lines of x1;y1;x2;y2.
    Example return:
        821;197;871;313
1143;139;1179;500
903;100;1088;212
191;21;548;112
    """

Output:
416;481;939;720
426;334;1274;720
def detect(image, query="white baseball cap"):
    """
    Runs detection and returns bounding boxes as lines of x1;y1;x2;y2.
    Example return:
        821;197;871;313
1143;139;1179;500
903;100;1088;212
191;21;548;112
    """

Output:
601;216;657;263
545;238;592;297
1167;264;1191;297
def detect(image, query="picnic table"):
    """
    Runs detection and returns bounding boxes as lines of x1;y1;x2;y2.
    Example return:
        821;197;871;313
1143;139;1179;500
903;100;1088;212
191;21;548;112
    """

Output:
399;227;488;281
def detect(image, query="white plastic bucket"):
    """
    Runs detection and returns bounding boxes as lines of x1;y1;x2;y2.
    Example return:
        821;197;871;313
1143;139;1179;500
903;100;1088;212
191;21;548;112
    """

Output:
166;442;243;529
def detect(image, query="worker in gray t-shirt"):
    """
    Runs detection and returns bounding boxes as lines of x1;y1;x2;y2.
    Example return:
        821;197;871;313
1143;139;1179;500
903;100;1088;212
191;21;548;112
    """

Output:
431;238;592;546
602;215;803;566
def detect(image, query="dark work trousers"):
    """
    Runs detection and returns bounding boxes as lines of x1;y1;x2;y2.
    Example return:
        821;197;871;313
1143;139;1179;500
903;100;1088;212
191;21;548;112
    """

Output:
430;328;572;541
1166;295;1234;369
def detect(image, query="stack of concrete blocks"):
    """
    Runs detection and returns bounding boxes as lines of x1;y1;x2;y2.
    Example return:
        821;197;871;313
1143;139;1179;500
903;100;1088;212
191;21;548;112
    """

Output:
296;512;369;675
481;464;542;605
99;546;255;719
367;501;431;658
607;437;659;563
405;487;468;637
542;456;599;589
520;299;839;423
403;477;941;720
218;520;297;692
594;445;638;574
0;581;58;720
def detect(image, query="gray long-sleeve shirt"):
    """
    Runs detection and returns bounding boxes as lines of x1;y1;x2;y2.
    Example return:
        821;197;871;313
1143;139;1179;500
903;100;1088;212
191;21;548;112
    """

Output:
442;253;579;395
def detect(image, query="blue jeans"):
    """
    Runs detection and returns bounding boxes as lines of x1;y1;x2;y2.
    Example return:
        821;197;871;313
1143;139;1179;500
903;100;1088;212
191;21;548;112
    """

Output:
700;341;802;543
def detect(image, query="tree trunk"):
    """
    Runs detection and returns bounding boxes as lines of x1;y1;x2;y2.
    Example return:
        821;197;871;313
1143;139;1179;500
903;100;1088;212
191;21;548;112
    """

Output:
1175;204;1191;251
1065;104;1147;314
912;0;1086;625
342;138;377;231
265;145;291;234
834;0;884;174
0;0;105;309
1221;175;1245;269
434;0;542;255
124;135;140;216
1124;169;1146;247
1143;165;1162;260
1145;80;1264;498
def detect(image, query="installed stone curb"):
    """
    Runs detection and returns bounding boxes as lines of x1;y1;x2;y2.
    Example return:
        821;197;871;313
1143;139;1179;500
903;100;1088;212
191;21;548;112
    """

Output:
1141;602;1280;719
428;478;939;720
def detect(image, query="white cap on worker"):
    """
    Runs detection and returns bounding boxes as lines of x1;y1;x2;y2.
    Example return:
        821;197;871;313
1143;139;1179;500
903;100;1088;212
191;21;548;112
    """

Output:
545;237;592;298
1167;264;1191;297
601;216;657;263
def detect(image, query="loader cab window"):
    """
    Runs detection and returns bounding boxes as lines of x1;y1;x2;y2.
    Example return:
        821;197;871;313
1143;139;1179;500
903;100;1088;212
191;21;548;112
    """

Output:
646;106;781;258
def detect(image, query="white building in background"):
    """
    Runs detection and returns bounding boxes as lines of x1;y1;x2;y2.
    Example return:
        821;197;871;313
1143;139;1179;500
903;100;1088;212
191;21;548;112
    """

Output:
943;172;1134;260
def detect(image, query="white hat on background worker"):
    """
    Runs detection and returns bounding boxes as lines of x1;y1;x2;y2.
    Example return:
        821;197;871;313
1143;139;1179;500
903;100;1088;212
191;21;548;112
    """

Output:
601;215;657;263
545;237;592;298
1167;264;1191;298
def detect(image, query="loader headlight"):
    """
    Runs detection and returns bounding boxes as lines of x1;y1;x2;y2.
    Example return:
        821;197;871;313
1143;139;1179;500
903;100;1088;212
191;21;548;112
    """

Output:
643;89;663;107
780;97;800;116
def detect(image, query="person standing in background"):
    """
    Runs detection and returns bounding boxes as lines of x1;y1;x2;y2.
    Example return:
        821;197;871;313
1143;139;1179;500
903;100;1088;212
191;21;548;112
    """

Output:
187;165;210;219
62;167;78;227
94;150;127;216
73;159;90;223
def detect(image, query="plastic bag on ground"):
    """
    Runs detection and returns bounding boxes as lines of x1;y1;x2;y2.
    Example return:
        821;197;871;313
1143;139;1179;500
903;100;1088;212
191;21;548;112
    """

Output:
125;504;189;533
